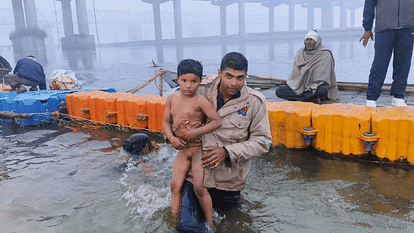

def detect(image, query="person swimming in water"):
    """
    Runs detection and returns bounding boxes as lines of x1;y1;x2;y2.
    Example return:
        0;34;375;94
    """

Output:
121;133;160;170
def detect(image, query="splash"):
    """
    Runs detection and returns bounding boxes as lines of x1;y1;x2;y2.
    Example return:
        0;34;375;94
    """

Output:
121;184;170;221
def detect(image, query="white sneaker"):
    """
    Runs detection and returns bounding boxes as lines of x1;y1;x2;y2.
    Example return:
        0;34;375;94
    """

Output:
366;100;376;107
391;97;407;107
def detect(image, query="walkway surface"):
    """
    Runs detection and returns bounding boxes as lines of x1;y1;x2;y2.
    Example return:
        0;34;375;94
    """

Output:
260;85;414;107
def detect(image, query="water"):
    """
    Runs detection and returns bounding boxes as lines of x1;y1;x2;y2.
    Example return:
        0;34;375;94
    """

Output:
1;34;414;232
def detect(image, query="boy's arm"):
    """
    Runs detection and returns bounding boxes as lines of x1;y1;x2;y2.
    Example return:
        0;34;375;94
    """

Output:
162;95;186;149
162;95;174;140
191;96;221;137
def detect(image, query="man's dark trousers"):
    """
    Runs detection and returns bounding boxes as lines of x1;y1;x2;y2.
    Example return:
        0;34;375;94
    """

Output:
366;28;414;101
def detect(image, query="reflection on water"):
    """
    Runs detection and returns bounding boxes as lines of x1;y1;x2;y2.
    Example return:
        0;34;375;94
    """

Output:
264;146;414;228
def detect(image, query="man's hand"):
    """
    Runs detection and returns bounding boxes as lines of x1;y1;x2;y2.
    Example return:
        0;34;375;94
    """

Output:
201;146;228;169
169;136;187;150
359;31;373;47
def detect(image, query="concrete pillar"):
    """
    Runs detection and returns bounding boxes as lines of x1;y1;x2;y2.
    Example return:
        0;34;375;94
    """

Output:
268;6;275;32
219;4;227;36
307;6;315;31
23;0;38;29
75;0;90;35
11;0;26;30
289;3;295;31
340;1;347;28
321;2;333;28
143;0;168;42
212;1;233;36
172;0;183;40
238;1;246;34
262;1;283;32
59;0;75;37
143;0;168;63
350;8;356;27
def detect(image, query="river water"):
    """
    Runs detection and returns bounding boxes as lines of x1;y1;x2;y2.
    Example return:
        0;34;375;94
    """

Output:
1;34;414;233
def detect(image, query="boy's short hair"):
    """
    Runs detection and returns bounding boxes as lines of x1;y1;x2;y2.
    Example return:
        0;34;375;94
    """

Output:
220;52;248;73
177;59;203;79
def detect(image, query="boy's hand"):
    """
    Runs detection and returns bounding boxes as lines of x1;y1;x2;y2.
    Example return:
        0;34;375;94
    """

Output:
169;136;187;150
185;128;201;142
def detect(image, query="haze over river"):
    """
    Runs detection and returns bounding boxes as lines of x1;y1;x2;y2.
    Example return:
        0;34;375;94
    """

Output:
1;34;414;232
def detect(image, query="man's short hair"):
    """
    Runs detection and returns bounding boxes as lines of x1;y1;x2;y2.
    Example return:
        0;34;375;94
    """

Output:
220;52;248;73
177;59;203;79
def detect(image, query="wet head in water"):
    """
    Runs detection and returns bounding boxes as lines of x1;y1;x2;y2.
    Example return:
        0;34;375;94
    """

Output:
121;133;160;168
123;133;153;155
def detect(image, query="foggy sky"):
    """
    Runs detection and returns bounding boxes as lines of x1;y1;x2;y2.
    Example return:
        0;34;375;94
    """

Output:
1;0;363;46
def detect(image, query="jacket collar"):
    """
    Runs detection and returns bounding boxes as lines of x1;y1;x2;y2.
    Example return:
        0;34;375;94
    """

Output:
207;77;250;117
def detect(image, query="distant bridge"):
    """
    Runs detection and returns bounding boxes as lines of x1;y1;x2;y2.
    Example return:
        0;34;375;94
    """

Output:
0;0;364;47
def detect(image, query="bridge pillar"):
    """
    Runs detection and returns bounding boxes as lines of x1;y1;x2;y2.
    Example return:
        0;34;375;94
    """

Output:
10;0;47;64
262;1;283;32
289;3;295;31
268;6;274;32
11;0;26;30
350;7;356;27
238;0;246;34
57;0;95;52
23;0;38;29
302;3;315;31
58;0;75;37
143;0;168;42
75;0;90;35
212;0;233;36
340;1;347;28
320;2;333;28
172;0;183;40
143;0;168;63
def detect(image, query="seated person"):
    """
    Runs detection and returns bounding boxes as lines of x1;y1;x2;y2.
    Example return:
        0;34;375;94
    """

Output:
0;55;12;75
276;30;339;102
122;133;160;167
3;55;46;93
0;56;12;91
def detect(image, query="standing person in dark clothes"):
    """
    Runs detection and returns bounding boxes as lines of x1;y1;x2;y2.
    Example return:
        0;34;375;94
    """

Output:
360;0;414;107
3;55;46;93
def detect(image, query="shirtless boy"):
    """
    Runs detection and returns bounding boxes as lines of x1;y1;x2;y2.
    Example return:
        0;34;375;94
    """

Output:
163;59;221;229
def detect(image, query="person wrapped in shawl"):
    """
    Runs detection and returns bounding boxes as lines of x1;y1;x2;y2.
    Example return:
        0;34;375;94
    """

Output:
276;30;339;101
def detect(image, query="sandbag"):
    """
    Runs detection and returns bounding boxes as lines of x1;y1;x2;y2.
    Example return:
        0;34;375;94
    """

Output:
49;69;81;90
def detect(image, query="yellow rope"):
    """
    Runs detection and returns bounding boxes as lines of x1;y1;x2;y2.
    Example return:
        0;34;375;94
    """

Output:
124;69;166;94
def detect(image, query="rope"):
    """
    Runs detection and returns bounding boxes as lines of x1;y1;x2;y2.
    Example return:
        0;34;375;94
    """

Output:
154;75;167;92
124;69;166;94
55;112;164;138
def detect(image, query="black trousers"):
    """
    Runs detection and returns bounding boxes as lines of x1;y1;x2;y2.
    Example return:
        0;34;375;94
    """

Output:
276;84;328;101
176;181;241;232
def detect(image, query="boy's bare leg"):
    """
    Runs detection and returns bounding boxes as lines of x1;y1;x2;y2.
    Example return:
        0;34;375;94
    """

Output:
171;150;191;219
192;147;214;229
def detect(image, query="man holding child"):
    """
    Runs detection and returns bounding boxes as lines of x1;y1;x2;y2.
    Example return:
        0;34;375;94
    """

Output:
177;52;272;231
